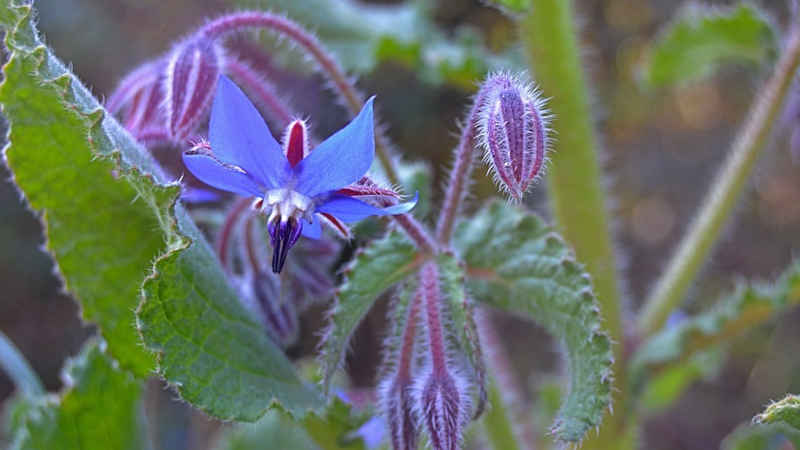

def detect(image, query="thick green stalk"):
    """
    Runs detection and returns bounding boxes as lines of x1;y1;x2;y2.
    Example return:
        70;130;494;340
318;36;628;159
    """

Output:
484;378;524;450
520;1;624;445
638;23;800;337
0;329;44;397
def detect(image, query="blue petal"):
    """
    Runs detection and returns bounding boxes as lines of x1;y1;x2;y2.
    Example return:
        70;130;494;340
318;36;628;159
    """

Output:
293;97;375;197
315;192;418;223
183;153;263;197
180;186;221;203
209;75;290;189
301;215;322;239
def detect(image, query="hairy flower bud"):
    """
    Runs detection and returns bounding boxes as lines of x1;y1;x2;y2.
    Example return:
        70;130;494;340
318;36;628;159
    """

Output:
380;378;419;450
165;37;224;140
479;73;549;201
417;371;469;450
107;59;166;135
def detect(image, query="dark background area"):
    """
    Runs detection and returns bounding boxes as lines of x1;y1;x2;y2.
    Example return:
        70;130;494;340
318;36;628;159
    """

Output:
2;0;800;449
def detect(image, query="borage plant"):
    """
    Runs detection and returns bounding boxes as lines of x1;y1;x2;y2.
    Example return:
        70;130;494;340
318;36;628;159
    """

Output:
2;0;800;449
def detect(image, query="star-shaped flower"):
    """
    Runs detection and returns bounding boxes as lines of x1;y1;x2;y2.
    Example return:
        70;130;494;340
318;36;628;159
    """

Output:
183;75;416;273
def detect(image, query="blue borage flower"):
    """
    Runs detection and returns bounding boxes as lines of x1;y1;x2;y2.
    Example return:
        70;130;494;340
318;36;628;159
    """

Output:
183;75;417;273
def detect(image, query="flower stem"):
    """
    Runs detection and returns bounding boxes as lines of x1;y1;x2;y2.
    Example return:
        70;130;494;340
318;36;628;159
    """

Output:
0;329;44;398
393;213;437;255
216;196;253;269
435;79;501;244
637;23;800;337
200;12;400;185
520;1;624;446
421;262;446;375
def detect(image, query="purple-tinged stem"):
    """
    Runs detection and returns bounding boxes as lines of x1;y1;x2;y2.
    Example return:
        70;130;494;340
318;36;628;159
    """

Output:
393;213;436;255
224;59;295;127
396;288;422;381
435;78;503;245
199;11;400;185
244;216;263;273
421;262;447;375
476;309;537;450
216;196;254;269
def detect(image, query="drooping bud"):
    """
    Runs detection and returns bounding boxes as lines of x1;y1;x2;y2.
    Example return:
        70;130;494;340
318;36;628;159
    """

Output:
479;73;549;201
414;263;470;450
106;59;166;134
165;36;224;141
379;287;422;450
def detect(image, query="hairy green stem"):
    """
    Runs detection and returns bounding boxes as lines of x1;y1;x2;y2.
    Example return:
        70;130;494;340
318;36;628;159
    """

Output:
520;1;624;444
0;329;44;397
638;23;800;337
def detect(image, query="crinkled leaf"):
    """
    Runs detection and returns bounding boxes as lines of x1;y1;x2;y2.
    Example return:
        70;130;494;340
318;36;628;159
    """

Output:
302;397;367;450
631;262;800;377
320;232;420;392
14;341;143;450
641;3;777;87
0;2;164;376
453;200;613;443
722;422;800;450
756;394;800;431
0;1;322;419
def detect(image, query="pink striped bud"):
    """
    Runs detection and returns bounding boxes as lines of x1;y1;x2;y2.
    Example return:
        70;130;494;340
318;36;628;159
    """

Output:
479;73;549;201
165;37;224;141
417;371;469;450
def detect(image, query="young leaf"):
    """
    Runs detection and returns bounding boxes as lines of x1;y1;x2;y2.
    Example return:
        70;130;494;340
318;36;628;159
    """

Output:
641;3;777;87
631;262;800;377
1;1;323;419
319;232;420;392
755;394;800;431
13;341;143;450
453;200;613;443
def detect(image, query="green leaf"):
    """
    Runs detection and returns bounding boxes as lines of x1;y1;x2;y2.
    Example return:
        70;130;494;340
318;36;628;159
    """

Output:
319;232;420;392
483;377;522;450
722;422;800;450
641;3;777;87
755;394;800;431
0;2;164;376
215;397;368;450
453;200;613;443
14;340;143;450
1;1;323;418
638;350;722;413
631;262;800;377
230;0;517;89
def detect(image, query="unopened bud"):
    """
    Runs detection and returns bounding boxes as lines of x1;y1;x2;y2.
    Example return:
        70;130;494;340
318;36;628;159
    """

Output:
417;371;469;450
380;378;419;450
165;37;224;140
479;73;549;201
107;59;166;134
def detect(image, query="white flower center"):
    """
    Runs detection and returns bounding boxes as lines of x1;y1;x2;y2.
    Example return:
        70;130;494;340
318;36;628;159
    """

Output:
262;188;313;223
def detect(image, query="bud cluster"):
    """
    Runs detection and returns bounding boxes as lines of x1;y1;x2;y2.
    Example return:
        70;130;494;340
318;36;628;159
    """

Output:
378;264;475;450
477;72;550;202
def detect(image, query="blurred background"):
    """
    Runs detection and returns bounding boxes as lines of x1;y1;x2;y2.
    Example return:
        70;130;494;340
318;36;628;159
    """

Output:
2;0;800;448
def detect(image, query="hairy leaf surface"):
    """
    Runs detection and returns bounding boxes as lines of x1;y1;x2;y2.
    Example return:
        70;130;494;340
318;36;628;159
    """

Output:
0;1;322;419
454;200;613;443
